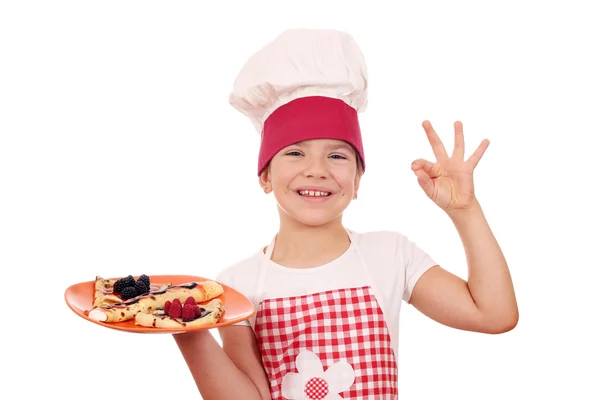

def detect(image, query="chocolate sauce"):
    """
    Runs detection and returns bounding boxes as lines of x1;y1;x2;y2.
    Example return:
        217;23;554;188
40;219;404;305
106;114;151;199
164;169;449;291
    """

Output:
106;297;139;309
178;282;198;289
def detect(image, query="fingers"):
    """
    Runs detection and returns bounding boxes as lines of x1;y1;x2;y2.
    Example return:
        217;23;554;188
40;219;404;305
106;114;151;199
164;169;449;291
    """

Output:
421;120;488;170
422;120;449;161
467;139;490;169
411;158;441;178
452;121;465;160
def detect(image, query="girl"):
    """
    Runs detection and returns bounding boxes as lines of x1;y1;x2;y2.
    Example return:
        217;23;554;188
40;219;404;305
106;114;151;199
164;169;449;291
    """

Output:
174;29;518;400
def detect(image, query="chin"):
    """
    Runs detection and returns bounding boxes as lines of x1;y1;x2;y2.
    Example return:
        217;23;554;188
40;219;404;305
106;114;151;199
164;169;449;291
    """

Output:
296;215;337;227
280;208;346;227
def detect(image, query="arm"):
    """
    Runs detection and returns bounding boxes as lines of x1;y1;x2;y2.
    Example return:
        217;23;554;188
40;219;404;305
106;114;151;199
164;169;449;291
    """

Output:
408;120;518;334
173;326;271;399
409;200;518;334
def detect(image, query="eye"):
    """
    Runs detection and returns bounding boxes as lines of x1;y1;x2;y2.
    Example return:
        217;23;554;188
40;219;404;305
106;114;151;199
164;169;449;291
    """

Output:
286;151;303;156
330;154;348;160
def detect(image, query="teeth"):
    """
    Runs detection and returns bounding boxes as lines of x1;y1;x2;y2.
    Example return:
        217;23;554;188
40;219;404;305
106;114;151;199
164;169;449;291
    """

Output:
298;190;331;197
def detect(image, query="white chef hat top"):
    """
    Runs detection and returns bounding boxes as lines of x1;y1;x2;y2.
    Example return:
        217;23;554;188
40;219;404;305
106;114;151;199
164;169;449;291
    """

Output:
229;29;369;175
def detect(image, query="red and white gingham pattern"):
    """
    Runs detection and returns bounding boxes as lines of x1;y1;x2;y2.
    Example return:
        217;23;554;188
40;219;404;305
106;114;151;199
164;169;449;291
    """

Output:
254;286;398;399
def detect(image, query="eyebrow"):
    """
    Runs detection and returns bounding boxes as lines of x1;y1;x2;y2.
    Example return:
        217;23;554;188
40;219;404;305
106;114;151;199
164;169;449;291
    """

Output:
326;143;354;152
292;141;354;153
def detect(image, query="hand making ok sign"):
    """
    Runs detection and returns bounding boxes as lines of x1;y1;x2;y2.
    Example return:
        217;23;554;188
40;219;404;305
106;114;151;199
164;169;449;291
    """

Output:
411;120;490;214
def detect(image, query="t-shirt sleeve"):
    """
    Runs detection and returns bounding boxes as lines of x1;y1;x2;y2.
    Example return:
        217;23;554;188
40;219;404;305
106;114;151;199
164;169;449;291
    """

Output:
216;268;251;327
399;234;438;303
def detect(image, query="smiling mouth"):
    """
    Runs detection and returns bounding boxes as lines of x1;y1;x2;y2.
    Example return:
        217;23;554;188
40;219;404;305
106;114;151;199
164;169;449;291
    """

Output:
297;189;332;197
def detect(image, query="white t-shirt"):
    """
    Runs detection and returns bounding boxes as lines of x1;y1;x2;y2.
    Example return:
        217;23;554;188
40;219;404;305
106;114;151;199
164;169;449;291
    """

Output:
216;230;437;357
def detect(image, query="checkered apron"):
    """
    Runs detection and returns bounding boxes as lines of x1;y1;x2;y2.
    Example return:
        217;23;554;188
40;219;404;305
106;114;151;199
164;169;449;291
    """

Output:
253;233;398;399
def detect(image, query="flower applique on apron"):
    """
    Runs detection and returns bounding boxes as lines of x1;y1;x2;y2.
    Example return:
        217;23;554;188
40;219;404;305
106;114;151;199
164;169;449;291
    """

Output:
253;231;398;399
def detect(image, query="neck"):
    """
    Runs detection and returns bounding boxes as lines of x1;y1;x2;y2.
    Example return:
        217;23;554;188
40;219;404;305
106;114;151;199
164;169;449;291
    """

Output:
267;212;351;268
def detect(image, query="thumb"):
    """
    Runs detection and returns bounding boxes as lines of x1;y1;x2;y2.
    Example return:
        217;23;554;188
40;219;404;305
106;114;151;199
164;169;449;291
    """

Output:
411;159;441;178
414;168;434;197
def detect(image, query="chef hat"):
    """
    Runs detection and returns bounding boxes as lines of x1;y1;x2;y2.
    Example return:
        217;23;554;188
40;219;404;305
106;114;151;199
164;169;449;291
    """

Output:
229;29;368;175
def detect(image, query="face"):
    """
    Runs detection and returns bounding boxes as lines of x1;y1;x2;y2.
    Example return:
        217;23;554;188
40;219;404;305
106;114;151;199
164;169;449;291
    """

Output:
259;139;362;227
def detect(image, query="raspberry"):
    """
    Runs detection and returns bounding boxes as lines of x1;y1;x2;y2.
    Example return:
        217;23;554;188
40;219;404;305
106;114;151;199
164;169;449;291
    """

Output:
137;274;150;288
163;300;171;315
182;304;195;321
120;286;138;300
193;305;202;318
135;280;149;296
184;296;196;307
169;298;182;318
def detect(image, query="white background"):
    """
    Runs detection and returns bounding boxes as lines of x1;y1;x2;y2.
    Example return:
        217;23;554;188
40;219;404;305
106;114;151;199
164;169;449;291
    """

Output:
1;0;599;398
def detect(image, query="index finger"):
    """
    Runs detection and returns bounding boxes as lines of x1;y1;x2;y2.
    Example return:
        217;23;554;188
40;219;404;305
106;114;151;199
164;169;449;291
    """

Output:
422;120;449;161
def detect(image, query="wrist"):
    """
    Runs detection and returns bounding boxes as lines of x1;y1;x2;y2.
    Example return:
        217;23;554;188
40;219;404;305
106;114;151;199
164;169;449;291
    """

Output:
446;199;483;223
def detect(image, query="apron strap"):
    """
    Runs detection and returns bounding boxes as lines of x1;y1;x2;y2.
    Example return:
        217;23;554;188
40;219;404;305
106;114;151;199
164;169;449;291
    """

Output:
253;235;277;322
265;235;276;259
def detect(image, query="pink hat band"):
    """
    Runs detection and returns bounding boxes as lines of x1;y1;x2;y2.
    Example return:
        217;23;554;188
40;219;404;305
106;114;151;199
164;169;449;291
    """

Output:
258;96;365;175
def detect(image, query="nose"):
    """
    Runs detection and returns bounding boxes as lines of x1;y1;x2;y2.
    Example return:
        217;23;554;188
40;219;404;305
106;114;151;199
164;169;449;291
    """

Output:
303;156;328;179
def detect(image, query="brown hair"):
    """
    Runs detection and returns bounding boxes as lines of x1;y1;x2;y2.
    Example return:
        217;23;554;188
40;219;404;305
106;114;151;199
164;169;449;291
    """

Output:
355;150;365;176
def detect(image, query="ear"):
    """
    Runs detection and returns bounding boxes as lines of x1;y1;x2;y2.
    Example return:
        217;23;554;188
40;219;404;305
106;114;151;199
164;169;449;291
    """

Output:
259;167;272;194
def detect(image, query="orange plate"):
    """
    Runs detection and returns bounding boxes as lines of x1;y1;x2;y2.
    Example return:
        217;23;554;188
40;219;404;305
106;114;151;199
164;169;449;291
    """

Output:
64;275;255;334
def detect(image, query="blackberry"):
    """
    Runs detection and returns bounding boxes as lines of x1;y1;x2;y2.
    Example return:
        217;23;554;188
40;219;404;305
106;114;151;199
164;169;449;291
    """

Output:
135;280;149;296
122;275;136;287
120;286;138;300
137;274;150;288
113;279;128;294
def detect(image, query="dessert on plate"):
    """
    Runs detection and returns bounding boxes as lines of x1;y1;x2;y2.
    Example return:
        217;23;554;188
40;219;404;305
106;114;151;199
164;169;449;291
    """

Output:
88;274;225;327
